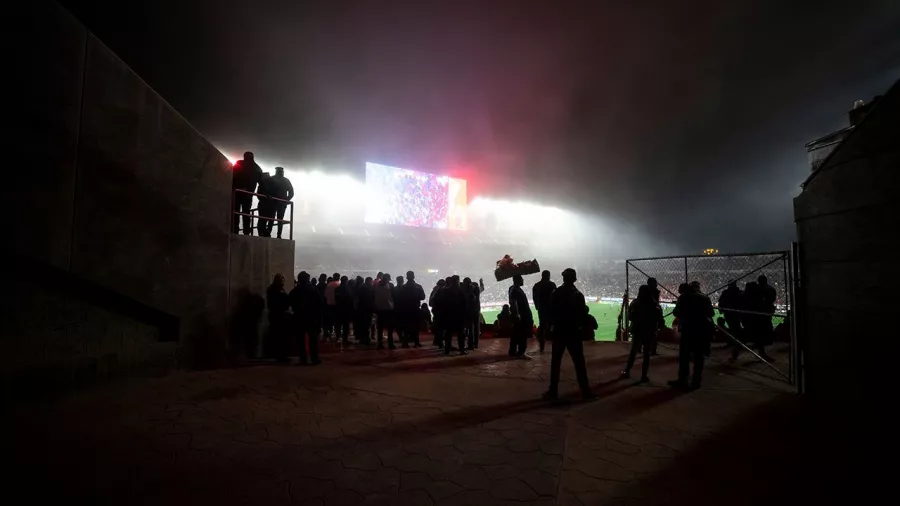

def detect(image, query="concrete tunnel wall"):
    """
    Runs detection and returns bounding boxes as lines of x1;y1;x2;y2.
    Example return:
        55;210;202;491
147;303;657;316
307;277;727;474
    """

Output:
3;1;294;397
793;79;900;400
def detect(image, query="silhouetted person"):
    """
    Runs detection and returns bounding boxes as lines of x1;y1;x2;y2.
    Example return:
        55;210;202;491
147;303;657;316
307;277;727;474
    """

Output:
671;283;689;334
267;166;294;238
420;303;432;333
233;288;264;359
758;275;776;309
670;281;714;389
323;273;340;339
757;274;777;359
533;270;557;353
581;305;598;341
508;274;533;356
397;271;426;348
622;285;662;382
732;280;776;363
266;273;291;361
646;277;663;355
718;281;743;342
356;277;375;345
437;276;468;355
468;277;485;349
232;151;262;235
461;278;477;350
257;172;274;237
647;277;662;303
429;279;446;347
290;271;322;365
374;273;396;349
494;304;513;338
544;268;594;400
394;276;407;345
335;275;353;344
352;275;365;341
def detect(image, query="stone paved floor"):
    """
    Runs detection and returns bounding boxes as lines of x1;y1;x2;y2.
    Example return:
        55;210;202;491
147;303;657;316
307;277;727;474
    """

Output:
6;338;822;505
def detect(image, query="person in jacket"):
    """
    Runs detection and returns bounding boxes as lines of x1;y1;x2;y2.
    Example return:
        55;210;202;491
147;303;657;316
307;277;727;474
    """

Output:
508;275;533;357
670;281;714;389
544;268;595;400
289;271;322;365
373;273;396;349
621;284;663;382
232;151;262;235
267;166;294;238
533;270;557;353
266;273;291;361
396;271;426;348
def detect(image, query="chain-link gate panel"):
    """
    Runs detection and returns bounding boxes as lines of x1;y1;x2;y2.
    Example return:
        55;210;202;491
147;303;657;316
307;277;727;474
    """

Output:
626;252;794;385
626;257;687;304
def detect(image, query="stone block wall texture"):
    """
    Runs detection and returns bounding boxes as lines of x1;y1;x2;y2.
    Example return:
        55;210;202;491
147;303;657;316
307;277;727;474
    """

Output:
4;1;294;395
793;79;900;399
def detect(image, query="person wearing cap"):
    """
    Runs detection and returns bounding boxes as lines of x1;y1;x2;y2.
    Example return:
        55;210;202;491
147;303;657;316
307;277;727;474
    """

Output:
670;281;714;389
544;268;596;400
267;166;294;238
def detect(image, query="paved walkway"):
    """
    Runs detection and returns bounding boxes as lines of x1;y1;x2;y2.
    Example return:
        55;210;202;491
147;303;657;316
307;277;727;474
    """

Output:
6;338;808;505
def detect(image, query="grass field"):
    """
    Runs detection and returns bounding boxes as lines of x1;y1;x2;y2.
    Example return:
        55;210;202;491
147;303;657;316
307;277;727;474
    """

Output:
481;302;783;342
481;302;625;342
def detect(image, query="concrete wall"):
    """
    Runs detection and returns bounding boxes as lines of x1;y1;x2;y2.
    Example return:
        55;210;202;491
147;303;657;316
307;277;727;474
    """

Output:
4;1;294;395
8;1;85;271
793;80;900;399
229;236;295;358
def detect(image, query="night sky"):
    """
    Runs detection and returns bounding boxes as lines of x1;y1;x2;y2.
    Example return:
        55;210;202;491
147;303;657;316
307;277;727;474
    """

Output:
62;0;900;254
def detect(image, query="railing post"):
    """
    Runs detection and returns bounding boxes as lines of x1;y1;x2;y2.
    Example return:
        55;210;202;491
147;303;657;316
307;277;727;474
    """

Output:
781;252;792;385
290;201;294;241
790;243;803;393
624;261;629;342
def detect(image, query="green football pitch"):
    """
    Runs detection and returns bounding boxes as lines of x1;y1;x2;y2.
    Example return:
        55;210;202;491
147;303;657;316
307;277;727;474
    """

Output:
481;302;627;342
480;302;777;341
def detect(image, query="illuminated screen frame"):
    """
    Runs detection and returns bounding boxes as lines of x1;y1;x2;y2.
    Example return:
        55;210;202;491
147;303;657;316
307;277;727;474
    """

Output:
364;162;467;230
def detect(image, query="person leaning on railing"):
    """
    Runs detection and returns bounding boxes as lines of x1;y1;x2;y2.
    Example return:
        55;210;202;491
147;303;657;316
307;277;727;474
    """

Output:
266;167;294;239
232;151;262;235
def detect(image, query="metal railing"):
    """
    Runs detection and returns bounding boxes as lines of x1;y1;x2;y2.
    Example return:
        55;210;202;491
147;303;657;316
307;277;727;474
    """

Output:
231;188;294;240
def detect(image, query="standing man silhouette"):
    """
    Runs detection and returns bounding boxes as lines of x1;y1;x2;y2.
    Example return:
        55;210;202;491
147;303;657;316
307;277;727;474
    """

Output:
533;270;557;353
670;281;714;389
544;268;595;400
508;275;533;356
267;167;294;238
231;151;262;235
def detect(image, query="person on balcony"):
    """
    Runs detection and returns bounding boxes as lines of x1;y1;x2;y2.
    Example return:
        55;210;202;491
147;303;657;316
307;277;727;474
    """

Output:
267;167;294;238
257;172;273;237
232;151;262;235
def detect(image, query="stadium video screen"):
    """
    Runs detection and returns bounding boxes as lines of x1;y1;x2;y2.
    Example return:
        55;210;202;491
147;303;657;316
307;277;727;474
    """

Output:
365;162;467;230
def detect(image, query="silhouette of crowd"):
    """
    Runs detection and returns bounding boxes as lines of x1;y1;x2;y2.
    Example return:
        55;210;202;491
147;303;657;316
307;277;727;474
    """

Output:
264;268;598;399
616;274;780;390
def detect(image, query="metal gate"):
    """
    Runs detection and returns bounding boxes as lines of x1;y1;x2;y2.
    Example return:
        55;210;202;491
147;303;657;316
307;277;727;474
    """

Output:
625;251;799;388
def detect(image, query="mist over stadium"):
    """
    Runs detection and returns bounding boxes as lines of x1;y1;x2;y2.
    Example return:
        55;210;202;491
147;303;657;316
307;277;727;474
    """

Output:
226;158;672;309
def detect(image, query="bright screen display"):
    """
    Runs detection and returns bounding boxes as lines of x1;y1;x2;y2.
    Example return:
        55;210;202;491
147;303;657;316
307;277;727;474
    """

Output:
365;162;467;230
